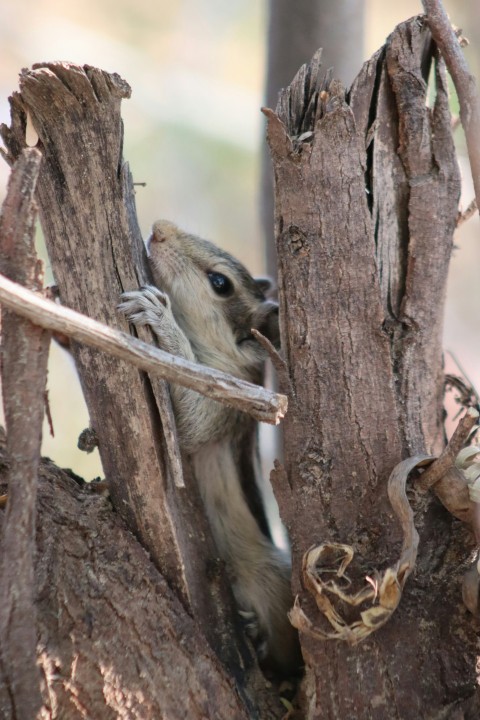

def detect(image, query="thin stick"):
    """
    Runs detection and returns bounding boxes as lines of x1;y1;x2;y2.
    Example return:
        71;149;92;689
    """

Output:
422;0;480;213
456;198;478;228
416;407;479;491
0;273;288;426
251;328;294;399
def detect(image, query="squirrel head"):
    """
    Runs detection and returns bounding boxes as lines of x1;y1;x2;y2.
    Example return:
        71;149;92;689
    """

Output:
147;220;279;382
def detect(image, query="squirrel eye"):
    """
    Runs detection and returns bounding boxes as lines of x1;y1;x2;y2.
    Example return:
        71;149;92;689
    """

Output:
207;271;233;296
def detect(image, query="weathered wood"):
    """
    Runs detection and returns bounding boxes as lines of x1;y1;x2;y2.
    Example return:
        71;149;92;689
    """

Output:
261;0;366;277
0;273;287;425
0;433;256;720
1;62;192;606
0;148;49;719
120;163;185;488
0;63;260;689
266;16;479;719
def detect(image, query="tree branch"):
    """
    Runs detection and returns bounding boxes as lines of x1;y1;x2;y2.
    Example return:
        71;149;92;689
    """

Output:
0;63;280;691
120;163;185;489
422;0;480;213
0;62;270;692
1;64;195;612
417;407;479;492
265;16;474;716
0;147;49;717
0;273;287;425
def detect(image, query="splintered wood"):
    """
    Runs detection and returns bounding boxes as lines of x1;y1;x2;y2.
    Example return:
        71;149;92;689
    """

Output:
265;13;476;718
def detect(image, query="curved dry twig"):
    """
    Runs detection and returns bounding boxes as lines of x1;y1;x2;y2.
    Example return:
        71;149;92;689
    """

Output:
289;455;433;644
422;0;480;214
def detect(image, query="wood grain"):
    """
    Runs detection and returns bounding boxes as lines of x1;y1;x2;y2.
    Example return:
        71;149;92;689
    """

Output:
0;148;48;718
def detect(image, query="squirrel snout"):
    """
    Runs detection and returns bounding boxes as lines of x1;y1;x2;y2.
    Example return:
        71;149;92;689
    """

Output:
151;219;180;245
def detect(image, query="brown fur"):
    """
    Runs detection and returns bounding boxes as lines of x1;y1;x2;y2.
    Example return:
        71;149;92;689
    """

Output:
119;220;301;675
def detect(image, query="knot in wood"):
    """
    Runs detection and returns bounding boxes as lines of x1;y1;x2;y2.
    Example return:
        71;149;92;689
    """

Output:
284;226;309;257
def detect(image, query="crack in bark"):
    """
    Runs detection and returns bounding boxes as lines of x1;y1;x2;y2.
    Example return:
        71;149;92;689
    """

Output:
266;15;473;718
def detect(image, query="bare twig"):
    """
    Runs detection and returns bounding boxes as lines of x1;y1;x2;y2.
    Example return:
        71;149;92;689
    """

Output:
456;198;478;228
44;389;55;438
422;0;480;213
417;407;479;491
251;328;294;400
121;164;185;490
0;148;48;717
0;273;288;426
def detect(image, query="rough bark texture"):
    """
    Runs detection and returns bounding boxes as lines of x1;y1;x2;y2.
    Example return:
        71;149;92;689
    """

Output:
266;16;480;719
262;0;366;276
0;432;250;720
0;63;275;716
1;65;194;605
1;15;478;720
0;149;49;718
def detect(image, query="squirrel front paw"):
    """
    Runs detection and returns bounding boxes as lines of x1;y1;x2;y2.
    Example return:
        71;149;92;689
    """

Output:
118;285;172;327
118;285;194;360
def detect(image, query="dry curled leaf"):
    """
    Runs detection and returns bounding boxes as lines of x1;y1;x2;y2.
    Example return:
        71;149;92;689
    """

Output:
290;420;480;642
290;456;432;644
455;443;480;541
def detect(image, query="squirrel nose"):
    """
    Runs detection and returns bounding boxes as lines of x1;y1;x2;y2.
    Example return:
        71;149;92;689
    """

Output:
150;227;165;244
151;219;178;244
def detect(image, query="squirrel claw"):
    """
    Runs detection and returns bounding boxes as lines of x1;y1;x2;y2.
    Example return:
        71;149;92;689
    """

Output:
118;286;171;327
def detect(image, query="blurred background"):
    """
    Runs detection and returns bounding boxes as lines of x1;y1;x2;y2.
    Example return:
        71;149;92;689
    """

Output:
0;0;478;480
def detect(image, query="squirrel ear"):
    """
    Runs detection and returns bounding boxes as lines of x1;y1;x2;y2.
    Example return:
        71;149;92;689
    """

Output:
254;276;276;297
251;301;280;348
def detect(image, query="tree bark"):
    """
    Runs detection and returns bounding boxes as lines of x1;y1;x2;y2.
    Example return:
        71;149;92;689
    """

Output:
0;149;48;720
262;0;366;277
0;13;479;720
0;431;251;720
266;16;479;719
1;65;192;604
0;63;277;717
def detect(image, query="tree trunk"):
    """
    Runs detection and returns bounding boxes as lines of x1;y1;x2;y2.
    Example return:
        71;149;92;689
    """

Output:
0;65;281;719
262;0;366;277
0;13;479;720
266;16;479;719
0;149;48;720
0;431;251;720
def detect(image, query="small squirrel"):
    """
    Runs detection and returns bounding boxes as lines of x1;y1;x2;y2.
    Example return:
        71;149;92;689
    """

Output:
119;220;300;675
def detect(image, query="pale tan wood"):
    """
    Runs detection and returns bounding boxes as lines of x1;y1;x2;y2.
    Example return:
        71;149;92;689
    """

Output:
0;273;287;425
